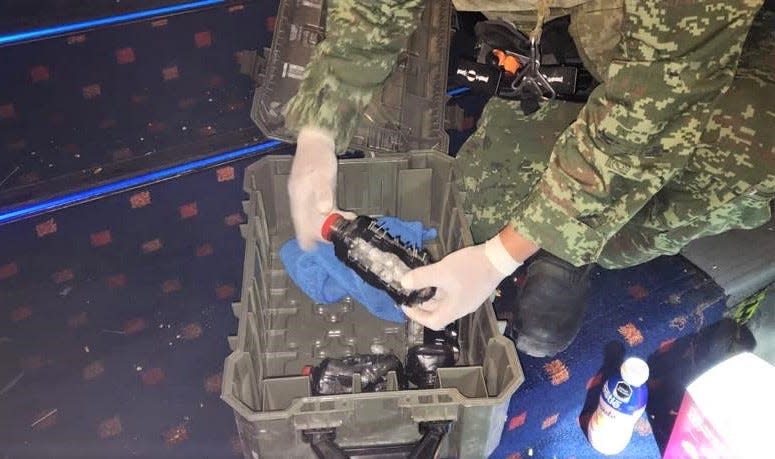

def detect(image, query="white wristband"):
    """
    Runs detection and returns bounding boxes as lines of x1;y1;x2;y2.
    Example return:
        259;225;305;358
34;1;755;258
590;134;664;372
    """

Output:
485;235;522;277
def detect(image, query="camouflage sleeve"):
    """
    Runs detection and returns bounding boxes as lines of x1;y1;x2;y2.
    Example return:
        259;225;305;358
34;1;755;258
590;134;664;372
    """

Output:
509;0;764;266
283;0;426;153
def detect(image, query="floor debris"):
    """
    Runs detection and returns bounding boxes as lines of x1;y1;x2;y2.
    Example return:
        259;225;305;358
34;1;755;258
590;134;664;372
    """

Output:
30;409;58;428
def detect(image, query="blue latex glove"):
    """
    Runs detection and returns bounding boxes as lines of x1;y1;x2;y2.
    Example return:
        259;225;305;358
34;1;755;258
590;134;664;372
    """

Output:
279;216;437;323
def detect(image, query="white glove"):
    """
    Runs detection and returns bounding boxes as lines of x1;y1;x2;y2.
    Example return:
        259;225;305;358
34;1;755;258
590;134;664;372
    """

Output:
288;127;352;251
400;235;522;331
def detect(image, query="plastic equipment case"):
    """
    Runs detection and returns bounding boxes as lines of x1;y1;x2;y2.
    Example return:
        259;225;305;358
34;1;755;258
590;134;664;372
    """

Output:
221;1;525;457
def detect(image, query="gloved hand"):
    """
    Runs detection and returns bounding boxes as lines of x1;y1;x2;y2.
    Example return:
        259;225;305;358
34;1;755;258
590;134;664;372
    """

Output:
400;235;522;331
288;127;352;251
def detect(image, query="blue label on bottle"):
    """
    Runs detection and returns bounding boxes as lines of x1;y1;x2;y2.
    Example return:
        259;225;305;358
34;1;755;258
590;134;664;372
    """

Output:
600;372;648;415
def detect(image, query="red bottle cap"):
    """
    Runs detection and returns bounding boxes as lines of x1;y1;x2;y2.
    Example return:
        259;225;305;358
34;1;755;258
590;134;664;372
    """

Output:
320;213;343;241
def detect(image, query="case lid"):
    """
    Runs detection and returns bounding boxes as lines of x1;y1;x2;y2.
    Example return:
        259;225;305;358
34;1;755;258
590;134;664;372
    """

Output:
250;0;451;154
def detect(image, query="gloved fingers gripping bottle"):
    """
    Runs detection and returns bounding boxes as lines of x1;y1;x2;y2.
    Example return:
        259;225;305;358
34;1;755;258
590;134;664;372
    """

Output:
587;357;650;455
321;213;436;307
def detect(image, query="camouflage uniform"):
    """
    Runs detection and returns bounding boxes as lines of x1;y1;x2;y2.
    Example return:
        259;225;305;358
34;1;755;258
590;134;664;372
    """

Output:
284;0;774;269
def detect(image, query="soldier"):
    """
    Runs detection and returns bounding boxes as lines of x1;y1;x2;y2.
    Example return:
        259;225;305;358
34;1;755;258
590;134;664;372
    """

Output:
285;0;774;357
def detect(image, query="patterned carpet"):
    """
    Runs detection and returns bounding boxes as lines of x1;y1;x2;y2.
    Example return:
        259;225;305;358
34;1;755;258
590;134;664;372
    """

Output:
489;258;745;459
0;0;272;207
0;159;250;459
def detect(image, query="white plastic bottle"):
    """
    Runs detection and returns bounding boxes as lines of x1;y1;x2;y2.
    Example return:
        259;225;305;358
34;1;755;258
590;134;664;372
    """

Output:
587;357;650;455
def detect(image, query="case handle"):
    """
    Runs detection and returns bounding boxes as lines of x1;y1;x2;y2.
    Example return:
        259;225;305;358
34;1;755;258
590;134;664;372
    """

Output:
303;420;452;459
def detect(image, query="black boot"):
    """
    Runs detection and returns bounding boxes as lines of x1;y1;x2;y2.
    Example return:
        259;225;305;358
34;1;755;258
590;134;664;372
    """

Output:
505;250;591;358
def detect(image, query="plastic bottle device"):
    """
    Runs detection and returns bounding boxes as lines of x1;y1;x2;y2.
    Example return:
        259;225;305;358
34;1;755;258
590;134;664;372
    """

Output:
321;213;436;306
587;357;650;455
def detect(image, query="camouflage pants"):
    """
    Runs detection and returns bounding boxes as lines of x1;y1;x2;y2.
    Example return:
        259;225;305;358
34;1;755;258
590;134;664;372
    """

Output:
458;9;775;270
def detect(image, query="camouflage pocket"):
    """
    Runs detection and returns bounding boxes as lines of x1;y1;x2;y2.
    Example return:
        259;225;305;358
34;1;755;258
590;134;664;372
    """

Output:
568;0;624;82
